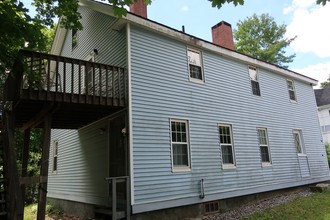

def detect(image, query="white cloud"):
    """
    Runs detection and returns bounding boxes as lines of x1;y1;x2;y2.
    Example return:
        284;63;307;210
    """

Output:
292;62;330;88
181;5;189;12
284;1;330;58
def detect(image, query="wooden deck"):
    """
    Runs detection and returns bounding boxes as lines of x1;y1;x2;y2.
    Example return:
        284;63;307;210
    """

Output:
2;50;128;129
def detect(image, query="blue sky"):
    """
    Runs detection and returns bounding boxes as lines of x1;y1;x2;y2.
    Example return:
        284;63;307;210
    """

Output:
22;0;330;87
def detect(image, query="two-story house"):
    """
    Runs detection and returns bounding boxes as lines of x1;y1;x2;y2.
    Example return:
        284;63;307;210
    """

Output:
45;0;330;219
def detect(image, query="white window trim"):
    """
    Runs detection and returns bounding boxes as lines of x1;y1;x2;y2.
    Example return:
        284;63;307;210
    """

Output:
187;47;205;84
257;128;272;167
249;66;261;96
52;140;59;174
293;129;305;156
287;79;297;103
170;118;192;173
218;123;236;169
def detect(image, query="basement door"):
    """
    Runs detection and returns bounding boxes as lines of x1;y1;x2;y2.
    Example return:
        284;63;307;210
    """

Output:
108;113;128;177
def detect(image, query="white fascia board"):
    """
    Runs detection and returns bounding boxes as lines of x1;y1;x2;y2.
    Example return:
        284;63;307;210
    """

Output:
77;0;317;86
50;17;67;55
318;104;330;111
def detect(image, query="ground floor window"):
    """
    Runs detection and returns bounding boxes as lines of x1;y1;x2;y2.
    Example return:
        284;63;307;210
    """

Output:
257;128;272;166
219;124;236;168
170;119;191;172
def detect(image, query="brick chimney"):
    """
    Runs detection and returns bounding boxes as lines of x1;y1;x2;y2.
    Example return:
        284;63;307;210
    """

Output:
130;0;147;18
211;21;235;50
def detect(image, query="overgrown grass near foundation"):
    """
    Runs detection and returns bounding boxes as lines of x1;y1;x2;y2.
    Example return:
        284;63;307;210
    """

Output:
24;203;63;220
244;189;330;220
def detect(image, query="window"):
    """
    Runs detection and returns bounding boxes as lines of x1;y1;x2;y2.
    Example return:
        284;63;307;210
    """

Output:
293;130;304;154
53;140;59;173
219;124;236;168
72;29;78;49
257;128;271;165
249;66;260;96
171;119;191;171
287;79;296;102
187;48;204;82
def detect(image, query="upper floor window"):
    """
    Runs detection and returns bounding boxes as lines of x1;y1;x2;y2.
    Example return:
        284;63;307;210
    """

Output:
249;66;260;96
170;119;191;172
293;129;304;154
72;29;78;49
187;48;204;82
287;79;296;102
219;124;236;168
257;128;271;166
53;140;59;173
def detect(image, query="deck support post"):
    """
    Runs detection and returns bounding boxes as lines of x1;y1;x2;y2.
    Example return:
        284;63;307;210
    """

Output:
21;128;31;202
37;114;52;220
4;105;24;220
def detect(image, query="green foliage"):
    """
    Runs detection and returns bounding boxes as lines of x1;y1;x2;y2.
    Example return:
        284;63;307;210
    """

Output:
245;189;330;220
46;203;63;216
208;0;244;8
0;0;48;74
15;129;43;204
325;142;330;167
321;76;330;88
317;0;330;5
234;13;296;68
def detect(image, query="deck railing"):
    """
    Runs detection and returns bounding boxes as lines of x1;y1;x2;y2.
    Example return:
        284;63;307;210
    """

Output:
4;50;128;106
104;176;130;220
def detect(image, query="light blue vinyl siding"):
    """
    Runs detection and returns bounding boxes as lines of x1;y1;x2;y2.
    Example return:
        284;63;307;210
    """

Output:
59;6;127;93
61;6;126;66
48;120;109;206
130;25;329;212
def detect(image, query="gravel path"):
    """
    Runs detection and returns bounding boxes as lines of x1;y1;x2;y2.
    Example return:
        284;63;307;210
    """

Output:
203;188;314;220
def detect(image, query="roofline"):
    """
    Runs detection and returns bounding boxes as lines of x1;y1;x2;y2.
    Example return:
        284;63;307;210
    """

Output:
50;17;67;55
53;0;318;86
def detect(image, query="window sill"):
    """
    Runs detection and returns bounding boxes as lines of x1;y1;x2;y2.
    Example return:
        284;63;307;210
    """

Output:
189;78;205;84
298;153;307;157
262;162;272;167
172;166;191;173
290;100;297;103
222;164;236;170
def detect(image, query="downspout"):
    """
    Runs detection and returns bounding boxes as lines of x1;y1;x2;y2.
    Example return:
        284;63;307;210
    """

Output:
127;23;135;207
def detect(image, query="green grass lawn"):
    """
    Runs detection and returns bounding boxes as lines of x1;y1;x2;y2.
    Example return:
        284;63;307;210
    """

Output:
244;190;330;220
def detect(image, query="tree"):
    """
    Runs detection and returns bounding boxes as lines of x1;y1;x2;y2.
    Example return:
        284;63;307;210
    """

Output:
321;76;330;88
234;13;296;68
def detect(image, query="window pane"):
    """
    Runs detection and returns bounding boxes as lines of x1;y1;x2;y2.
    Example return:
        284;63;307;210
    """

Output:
173;144;188;166
287;80;293;90
188;50;201;66
260;146;270;162
220;126;231;144
249;67;257;81
222;145;233;164
294;132;302;153
251;81;260;96
189;64;202;80
258;129;267;145
289;90;296;101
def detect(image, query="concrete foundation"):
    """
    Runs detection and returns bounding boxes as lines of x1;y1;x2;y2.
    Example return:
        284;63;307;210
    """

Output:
47;185;312;220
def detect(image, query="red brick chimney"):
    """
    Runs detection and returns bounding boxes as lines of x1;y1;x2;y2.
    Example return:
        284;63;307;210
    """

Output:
130;0;147;18
212;21;235;50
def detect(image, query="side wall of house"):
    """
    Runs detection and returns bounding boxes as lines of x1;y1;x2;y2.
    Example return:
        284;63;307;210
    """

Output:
48;6;127;205
130;25;330;213
48;121;109;206
318;107;330;144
